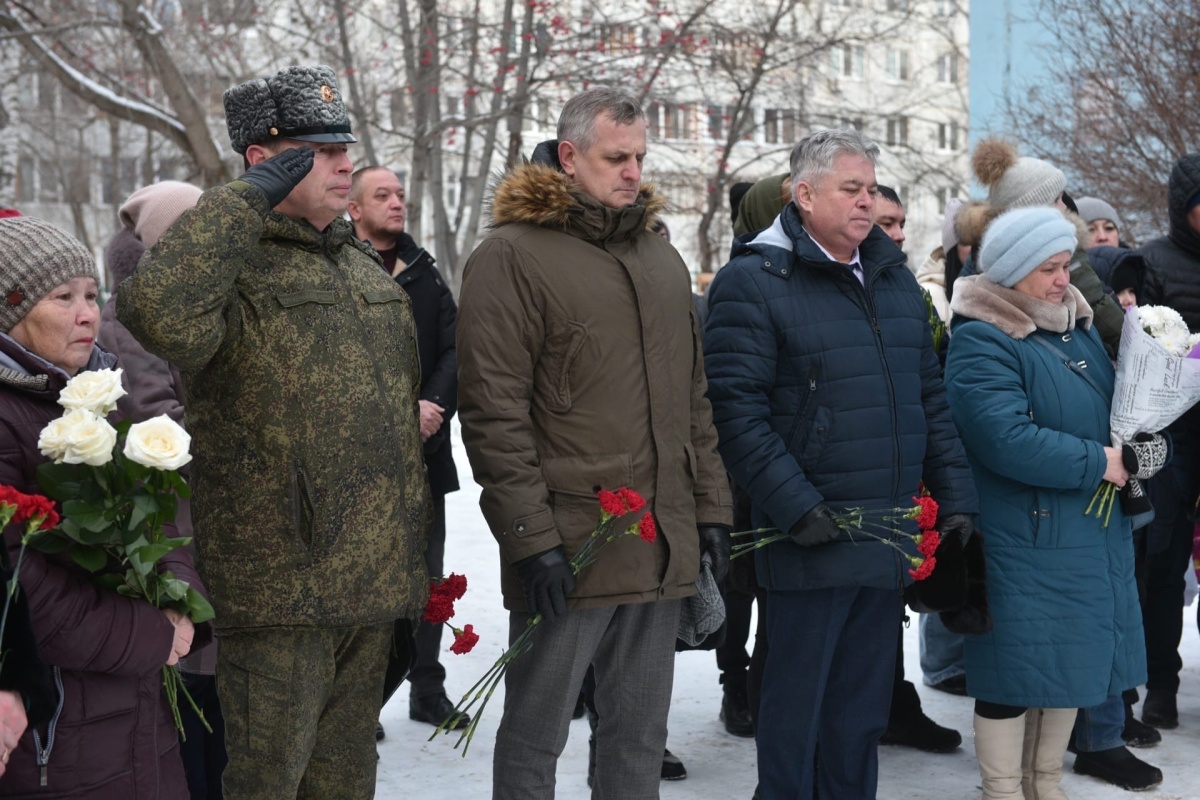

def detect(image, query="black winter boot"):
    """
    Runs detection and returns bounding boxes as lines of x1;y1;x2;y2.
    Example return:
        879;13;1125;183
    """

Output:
880;681;962;753
720;673;755;738
1123;699;1162;748
1141;689;1178;729
1073;746;1163;791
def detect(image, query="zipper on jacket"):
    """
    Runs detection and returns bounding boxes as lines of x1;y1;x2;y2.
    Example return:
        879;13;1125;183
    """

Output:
32;666;64;787
859;273;903;508
785;366;820;452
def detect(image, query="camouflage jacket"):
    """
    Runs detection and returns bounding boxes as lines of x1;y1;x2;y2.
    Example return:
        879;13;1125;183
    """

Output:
118;182;431;631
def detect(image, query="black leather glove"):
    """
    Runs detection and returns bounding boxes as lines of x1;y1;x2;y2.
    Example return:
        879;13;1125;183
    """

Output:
512;546;575;621
238;146;314;208
938;513;974;546
1122;432;1170;480
698;525;731;584
789;505;842;547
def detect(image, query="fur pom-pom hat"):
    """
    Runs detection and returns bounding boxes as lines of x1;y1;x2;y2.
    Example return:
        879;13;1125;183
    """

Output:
972;139;1066;210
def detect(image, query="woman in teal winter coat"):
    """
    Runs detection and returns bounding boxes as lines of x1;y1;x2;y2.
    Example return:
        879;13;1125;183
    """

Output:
944;207;1150;799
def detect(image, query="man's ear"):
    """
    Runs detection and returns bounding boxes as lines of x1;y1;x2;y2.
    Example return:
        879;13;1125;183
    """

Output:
558;140;578;177
245;143;272;167
793;180;815;214
347;200;362;224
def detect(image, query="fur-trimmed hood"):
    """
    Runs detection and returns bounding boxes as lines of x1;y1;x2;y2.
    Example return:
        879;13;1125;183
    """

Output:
955;202;1091;252
489;162;666;239
950;274;1092;339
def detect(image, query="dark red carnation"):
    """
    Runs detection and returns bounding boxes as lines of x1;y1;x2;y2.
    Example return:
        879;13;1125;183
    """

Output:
21;494;58;530
617;487;646;513
442;573;468;601
909;556;936;581
597;488;625;517
450;624;479;654
917;530;941;558
423;593;455;625
638;513;657;543
912;496;939;531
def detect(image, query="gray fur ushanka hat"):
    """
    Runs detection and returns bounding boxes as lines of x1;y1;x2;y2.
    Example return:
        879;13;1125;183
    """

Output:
223;65;357;155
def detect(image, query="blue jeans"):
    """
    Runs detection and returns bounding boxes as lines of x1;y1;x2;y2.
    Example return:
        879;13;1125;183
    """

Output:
919;612;965;686
1074;693;1125;752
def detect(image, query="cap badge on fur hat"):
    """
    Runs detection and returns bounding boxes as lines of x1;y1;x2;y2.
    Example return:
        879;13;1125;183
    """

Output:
223;65;357;155
6;288;23;306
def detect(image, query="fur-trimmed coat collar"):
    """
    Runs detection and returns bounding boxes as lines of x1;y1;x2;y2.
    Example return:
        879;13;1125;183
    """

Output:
950;275;1092;339
489;162;666;242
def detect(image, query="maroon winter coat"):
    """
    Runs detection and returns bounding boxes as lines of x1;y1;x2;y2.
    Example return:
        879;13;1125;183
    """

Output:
0;334;213;799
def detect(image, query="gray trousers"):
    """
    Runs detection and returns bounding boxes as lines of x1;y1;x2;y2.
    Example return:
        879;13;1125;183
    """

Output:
492;599;682;800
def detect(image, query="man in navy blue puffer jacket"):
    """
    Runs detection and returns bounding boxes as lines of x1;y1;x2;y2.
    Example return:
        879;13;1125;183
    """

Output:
703;129;978;800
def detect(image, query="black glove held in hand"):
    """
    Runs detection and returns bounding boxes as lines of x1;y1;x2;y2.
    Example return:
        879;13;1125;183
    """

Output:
513;546;575;621
789;505;842;547
239;146;314;208
938;513;975;546
1122;433;1170;480
698;525;732;584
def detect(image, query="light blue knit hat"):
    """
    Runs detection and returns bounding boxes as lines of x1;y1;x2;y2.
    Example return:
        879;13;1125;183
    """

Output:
980;207;1077;288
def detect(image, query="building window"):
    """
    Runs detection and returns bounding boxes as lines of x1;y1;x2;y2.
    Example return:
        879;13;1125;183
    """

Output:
764;108;798;144
935;187;950;214
937;121;960;151
937;52;960;83
664;104;691;140
831;44;865;79
886;116;908;147
646;102;662;139
887;0;909;10
885;48;910;81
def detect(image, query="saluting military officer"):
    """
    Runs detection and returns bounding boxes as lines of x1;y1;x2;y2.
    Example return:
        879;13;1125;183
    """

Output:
118;65;432;800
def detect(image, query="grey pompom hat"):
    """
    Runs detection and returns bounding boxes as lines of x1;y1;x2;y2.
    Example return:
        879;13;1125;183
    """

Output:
223;65;357;155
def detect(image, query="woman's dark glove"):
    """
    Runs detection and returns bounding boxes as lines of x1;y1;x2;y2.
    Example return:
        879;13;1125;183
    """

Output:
698;525;731;584
789;505;842;547
513;546;575;621
938;513;975;545
239;146;314;208
1122;433;1170;480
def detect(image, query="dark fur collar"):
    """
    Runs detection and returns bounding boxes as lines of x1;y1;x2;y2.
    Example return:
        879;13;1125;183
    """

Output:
950;275;1092;339
488;163;667;232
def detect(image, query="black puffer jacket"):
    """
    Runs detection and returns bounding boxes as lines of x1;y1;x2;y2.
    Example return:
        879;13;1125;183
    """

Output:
1140;153;1200;329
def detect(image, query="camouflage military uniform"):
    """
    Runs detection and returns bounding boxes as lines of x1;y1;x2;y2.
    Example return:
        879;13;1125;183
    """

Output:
118;180;431;798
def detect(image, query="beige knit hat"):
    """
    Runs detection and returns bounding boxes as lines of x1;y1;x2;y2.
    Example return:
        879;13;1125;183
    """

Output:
973;139;1066;210
0;217;97;334
119;181;204;247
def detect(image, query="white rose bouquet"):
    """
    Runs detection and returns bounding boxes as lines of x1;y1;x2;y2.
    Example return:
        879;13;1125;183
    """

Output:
28;369;213;735
1086;306;1200;523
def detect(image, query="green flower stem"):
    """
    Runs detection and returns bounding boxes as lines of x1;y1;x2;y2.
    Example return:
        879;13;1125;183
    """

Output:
430;614;541;756
430;507;650;757
0;528;31;672
163;664;210;738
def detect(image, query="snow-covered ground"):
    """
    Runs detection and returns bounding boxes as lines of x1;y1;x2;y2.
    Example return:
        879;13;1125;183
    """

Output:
376;424;1200;799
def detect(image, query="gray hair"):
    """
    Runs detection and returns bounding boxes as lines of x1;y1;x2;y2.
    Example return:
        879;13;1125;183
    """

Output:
557;88;645;153
789;128;880;195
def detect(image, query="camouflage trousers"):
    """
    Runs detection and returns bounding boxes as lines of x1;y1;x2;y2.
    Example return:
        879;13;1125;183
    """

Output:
217;622;392;800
